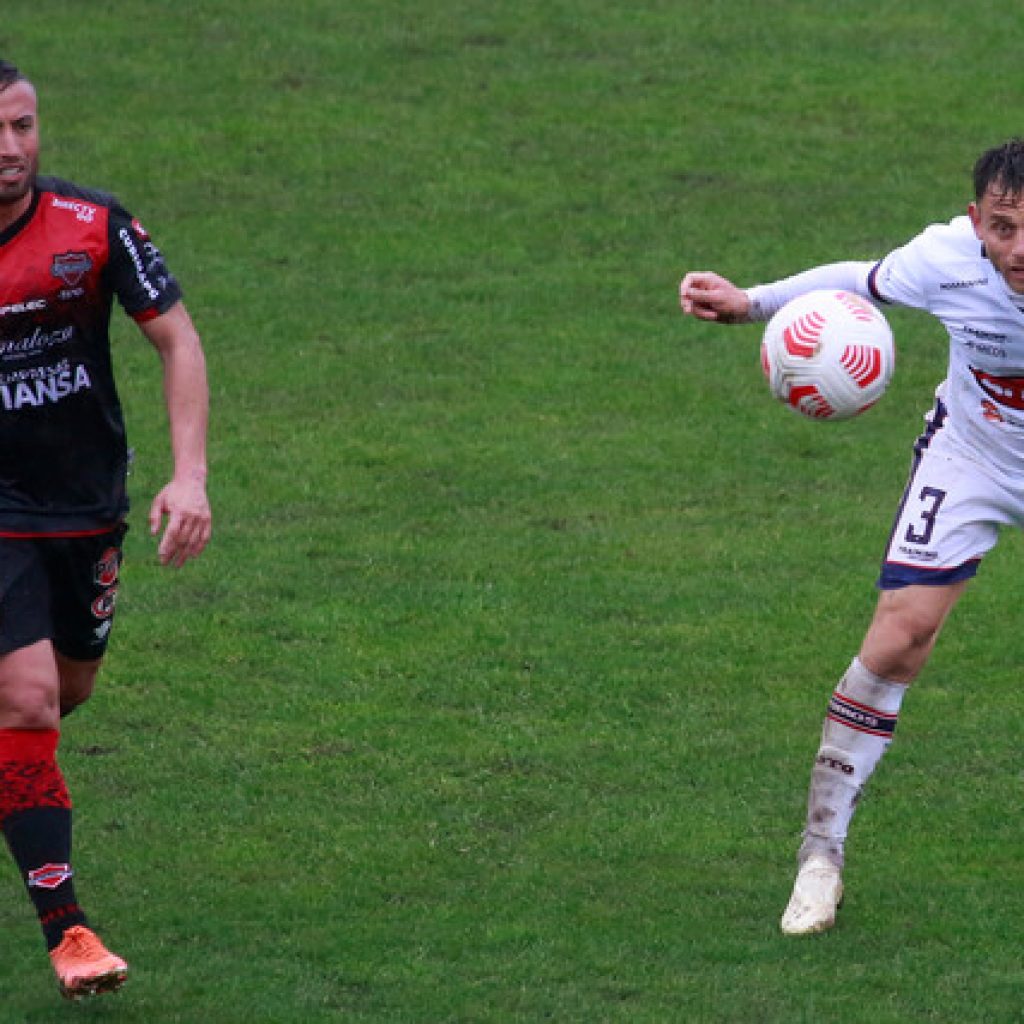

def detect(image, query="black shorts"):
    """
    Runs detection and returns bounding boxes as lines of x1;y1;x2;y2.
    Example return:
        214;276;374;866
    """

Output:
0;523;127;660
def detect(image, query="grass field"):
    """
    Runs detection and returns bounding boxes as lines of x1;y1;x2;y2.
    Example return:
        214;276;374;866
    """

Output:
2;1;1024;1021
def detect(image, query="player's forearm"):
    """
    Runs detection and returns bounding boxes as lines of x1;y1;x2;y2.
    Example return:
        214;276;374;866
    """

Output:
745;261;878;321
161;331;209;484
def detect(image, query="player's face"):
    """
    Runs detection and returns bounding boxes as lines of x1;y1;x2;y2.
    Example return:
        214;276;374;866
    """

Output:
0;80;38;225
970;184;1024;294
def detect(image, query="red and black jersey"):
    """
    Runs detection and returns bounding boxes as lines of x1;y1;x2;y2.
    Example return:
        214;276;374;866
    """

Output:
0;175;181;535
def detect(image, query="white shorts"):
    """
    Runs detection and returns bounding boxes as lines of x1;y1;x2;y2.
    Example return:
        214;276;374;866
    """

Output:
880;400;1024;589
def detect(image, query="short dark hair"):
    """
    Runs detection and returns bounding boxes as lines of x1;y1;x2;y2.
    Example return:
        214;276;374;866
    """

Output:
973;139;1024;202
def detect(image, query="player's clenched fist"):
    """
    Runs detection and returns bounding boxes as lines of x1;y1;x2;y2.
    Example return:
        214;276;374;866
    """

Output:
679;271;751;323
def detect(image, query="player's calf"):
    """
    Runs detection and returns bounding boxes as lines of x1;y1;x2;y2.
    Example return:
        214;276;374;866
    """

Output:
782;658;908;935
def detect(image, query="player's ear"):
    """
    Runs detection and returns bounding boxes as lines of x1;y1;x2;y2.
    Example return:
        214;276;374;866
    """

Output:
968;201;983;238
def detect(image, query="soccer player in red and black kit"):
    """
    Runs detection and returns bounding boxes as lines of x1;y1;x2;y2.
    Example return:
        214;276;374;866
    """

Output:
0;61;211;998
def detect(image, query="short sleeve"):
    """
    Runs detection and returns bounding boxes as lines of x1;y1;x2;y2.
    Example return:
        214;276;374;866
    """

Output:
104;204;183;322
868;231;937;312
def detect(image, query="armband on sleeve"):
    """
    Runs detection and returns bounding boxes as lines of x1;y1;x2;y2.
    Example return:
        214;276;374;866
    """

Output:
744;261;878;322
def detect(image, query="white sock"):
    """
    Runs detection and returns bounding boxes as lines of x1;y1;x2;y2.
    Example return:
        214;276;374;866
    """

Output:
798;657;908;868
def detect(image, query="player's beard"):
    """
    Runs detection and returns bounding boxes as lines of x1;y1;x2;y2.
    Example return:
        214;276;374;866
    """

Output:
0;156;37;212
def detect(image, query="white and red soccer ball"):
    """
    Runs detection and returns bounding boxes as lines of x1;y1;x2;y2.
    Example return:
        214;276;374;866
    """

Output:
760;290;895;421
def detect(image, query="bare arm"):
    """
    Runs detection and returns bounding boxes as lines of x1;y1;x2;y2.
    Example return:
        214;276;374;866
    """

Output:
139;301;211;567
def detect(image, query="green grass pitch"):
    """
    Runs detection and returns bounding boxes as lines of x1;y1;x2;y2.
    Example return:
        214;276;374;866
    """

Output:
2;1;1024;1020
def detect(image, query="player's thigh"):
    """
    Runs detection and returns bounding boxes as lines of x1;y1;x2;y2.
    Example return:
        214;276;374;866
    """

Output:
0;639;61;728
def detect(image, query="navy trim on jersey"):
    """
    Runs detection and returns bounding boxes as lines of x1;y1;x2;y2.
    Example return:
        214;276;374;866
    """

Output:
867;262;891;304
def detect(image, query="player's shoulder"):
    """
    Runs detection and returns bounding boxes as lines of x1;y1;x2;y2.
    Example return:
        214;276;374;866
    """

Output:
892;216;982;281
911;215;978;256
35;175;120;211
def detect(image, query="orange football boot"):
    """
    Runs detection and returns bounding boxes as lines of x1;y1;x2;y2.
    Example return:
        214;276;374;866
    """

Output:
49;925;128;999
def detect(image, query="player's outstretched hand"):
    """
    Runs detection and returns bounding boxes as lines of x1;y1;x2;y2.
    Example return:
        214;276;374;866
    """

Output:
679;271;751;323
149;474;212;568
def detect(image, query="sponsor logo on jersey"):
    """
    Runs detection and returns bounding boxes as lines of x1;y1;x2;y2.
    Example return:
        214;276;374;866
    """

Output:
51;251;94;287
50;195;97;223
28;863;73;890
964;339;1007;358
0;360;92;410
118;227;160;301
0;326;74;360
957;325;1008;358
0;298;46;317
961;324;1007;342
939;277;988;290
971;367;1024;410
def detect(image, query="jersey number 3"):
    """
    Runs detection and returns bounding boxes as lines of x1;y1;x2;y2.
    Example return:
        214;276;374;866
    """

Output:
905;486;946;546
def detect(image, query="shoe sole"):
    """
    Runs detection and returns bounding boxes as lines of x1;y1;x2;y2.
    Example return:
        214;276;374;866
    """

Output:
59;966;128;1000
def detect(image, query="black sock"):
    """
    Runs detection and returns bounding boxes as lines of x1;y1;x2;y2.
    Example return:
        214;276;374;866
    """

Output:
3;807;88;950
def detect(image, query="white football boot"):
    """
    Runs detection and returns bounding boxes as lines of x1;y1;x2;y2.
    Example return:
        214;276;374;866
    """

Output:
780;854;844;935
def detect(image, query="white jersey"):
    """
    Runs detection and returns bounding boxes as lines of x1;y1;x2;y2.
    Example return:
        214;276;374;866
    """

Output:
746;216;1024;480
740;217;1024;586
869;215;1024;479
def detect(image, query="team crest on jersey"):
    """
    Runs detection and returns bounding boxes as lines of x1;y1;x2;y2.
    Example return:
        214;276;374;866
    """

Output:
51;251;94;288
28;863;73;890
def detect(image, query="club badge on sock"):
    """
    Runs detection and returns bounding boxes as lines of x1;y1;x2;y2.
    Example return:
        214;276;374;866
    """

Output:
28;863;74;890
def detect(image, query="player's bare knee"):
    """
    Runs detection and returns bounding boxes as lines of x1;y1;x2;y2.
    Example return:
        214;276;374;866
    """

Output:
863;603;946;682
0;673;60;728
898;609;943;654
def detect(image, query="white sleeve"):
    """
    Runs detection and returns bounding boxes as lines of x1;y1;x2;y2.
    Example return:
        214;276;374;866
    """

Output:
868;240;931;311
744;261;878;322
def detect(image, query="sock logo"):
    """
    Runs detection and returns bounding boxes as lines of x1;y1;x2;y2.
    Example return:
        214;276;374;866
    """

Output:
827;692;898;737
28;863;73;890
816;753;855;775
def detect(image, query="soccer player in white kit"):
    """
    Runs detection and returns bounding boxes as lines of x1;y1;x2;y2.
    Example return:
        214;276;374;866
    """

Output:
679;139;1024;935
